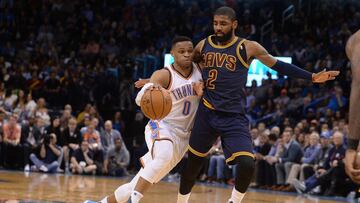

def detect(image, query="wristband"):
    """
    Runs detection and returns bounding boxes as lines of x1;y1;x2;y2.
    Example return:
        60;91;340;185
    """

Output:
135;83;154;106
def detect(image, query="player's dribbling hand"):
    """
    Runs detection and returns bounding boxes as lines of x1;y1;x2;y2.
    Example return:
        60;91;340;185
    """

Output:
345;149;360;184
193;81;204;97
135;78;150;88
312;69;340;83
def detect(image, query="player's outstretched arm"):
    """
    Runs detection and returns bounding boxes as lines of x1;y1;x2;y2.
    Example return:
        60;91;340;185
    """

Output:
135;69;170;106
246;40;339;83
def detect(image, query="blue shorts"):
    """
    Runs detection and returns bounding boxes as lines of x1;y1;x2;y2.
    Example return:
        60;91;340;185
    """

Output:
189;102;254;165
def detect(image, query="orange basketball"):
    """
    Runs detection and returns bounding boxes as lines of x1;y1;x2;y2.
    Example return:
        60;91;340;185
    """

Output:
140;86;172;120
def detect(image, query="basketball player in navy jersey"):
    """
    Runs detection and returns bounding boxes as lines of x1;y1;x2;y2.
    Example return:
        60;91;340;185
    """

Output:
177;6;339;203
345;30;360;185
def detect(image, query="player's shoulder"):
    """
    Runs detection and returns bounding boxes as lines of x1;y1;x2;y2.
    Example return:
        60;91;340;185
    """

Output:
150;68;171;88
346;30;360;59
243;39;260;48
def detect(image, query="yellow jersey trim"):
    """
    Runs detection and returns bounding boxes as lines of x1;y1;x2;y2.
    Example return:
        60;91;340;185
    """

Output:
202;98;215;110
226;151;255;163
208;35;239;49
188;145;208;157
236;39;250;69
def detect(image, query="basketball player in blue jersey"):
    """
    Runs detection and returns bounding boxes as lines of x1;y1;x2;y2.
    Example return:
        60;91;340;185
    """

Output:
177;6;340;203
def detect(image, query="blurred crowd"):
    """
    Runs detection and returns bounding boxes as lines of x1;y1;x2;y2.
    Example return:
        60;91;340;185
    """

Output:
0;0;359;199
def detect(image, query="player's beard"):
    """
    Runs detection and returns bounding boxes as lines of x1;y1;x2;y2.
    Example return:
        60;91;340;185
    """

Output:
215;29;233;43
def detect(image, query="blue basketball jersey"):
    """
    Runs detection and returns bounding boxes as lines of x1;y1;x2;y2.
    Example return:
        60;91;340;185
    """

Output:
201;35;249;114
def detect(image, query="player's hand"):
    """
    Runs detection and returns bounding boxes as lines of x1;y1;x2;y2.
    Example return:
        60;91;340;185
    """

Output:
345;149;360;184
312;69;340;83
135;78;150;88
193;81;204;97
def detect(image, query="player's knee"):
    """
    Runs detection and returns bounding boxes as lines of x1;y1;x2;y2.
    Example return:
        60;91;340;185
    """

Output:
234;156;255;193
154;141;173;165
234;155;255;177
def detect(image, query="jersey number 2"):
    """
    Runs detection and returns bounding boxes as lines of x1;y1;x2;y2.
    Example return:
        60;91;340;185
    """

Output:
183;101;191;115
206;69;218;89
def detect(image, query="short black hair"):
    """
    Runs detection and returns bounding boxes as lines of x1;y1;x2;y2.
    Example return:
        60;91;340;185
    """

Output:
171;35;192;48
214;6;236;21
269;133;278;142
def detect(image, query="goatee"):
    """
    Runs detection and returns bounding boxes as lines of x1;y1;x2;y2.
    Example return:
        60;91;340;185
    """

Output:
215;29;233;43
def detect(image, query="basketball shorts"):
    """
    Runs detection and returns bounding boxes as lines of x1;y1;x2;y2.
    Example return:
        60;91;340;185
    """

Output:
188;102;254;165
139;120;189;183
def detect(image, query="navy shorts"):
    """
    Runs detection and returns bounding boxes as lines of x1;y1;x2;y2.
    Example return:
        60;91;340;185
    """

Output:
189;102;254;165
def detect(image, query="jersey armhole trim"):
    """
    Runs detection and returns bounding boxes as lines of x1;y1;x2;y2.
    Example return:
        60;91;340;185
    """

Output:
236;39;250;69
163;67;172;90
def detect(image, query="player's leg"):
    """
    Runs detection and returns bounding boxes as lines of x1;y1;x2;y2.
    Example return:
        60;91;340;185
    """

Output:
98;158;145;203
219;113;255;203
178;103;217;203
130;139;174;203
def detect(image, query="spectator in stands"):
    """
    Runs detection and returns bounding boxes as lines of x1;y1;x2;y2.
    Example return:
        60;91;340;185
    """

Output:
293;131;349;196
62;117;82;172
100;120;122;155
22;116;42;171
1;114;22;169
35;98;50;126
112;111;125;135
286;132;321;186
103;137;130;176
327;86;347;112
45;116;63;146
29;133;62;173
207;138;225;183
253;132;272;188
70;140;97;175
274;129;303;191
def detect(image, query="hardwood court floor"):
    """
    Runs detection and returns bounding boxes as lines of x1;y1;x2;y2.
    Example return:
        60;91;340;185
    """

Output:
0;171;347;203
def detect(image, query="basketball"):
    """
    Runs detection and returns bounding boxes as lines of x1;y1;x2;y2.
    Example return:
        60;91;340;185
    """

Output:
140;86;172;120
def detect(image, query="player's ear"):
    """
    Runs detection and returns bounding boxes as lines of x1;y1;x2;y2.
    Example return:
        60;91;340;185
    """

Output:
232;20;238;29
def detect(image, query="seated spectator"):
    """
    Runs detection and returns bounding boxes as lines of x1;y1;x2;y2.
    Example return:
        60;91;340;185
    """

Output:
29;133;62;173
100;120;122;154
62;117;82;172
103;138;130;176
293;131;350;196
21;116;42;171
207;138;225;183
1;114;22;169
254;133;272;188
45;116;64;146
70;140;97;174
274;129;303;191
286;132;321;186
82;123;103;173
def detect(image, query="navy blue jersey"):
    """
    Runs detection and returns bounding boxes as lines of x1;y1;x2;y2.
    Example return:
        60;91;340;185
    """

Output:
201;35;249;114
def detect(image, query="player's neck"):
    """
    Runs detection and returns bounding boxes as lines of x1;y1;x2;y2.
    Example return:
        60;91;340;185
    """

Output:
173;63;193;76
217;35;236;46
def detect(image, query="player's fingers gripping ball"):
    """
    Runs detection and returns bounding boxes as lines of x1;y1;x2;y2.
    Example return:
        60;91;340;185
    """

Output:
141;85;172;120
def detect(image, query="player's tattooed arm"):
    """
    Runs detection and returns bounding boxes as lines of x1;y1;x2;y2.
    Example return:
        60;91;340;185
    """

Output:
193;39;206;64
149;69;171;89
